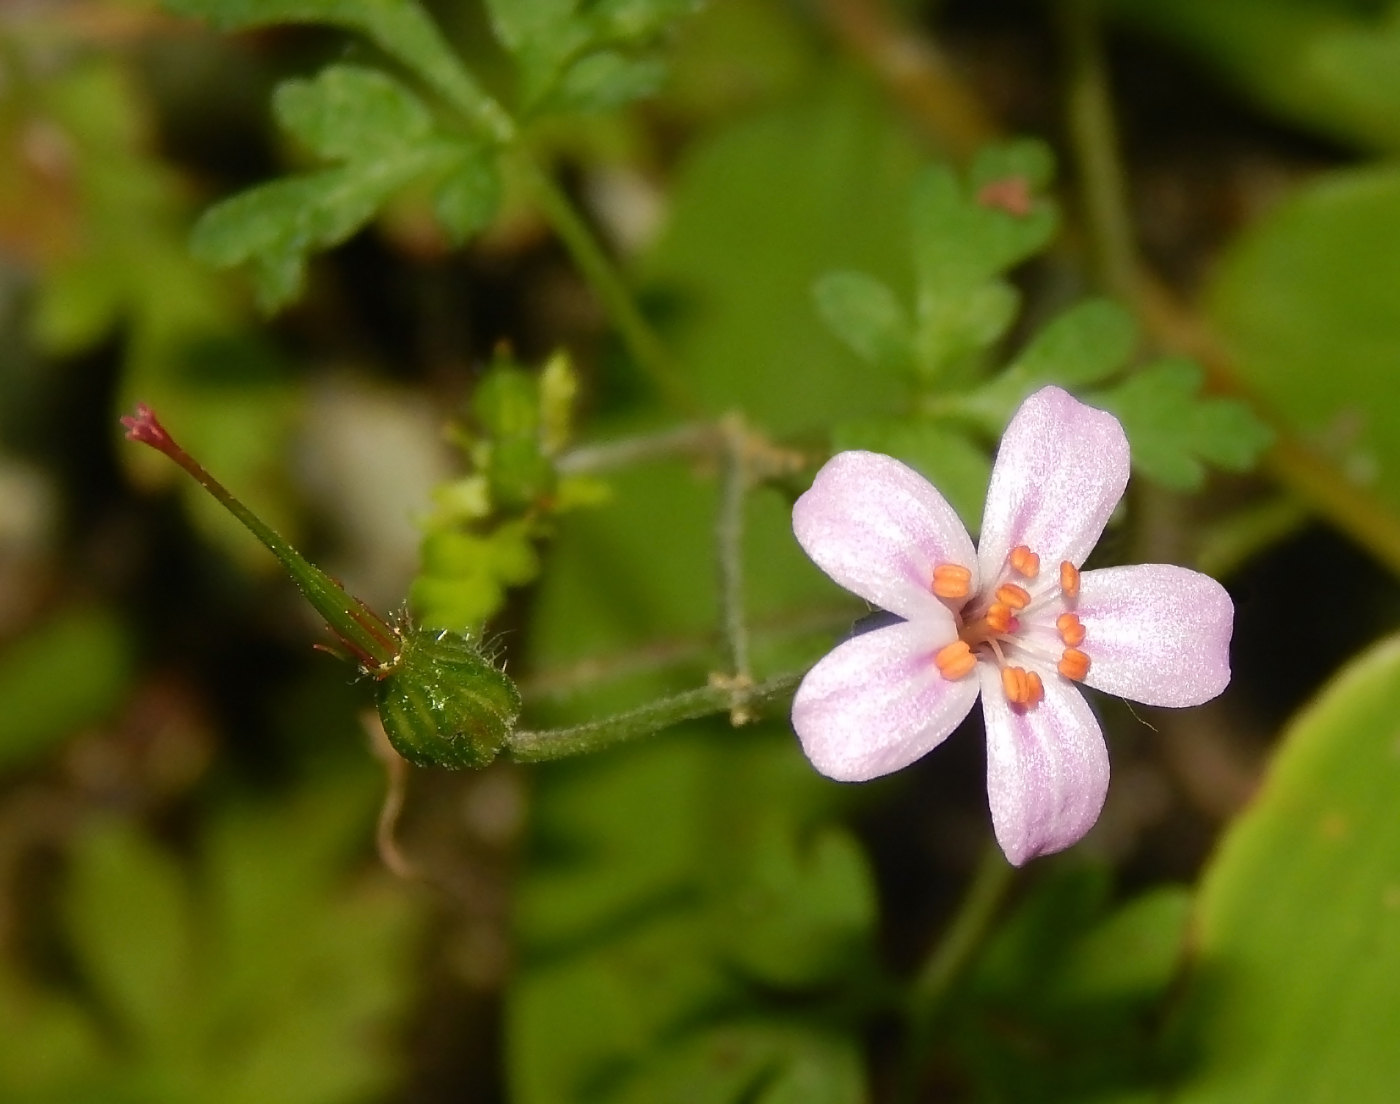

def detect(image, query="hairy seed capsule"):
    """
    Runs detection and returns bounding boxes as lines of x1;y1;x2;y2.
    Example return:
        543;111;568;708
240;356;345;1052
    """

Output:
375;627;522;769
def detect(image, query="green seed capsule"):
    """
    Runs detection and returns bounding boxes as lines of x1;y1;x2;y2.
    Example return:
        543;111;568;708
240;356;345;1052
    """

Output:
374;627;522;769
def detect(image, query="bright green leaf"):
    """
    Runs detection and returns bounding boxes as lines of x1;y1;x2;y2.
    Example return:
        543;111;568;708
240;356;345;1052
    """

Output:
1166;632;1400;1103
549;50;668;112
1093;358;1274;490
1012;297;1137;386
435;147;502;243
192;151;451;309
273;64;434;161
813;270;915;377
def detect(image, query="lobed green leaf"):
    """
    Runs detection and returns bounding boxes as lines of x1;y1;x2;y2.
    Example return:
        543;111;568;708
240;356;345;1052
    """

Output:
813;270;915;378
1093;358;1274;490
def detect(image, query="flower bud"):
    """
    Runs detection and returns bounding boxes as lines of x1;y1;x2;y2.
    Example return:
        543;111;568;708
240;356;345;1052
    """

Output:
374;626;521;769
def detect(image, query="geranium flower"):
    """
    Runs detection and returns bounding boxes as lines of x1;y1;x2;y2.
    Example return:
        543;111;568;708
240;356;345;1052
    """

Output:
791;386;1233;865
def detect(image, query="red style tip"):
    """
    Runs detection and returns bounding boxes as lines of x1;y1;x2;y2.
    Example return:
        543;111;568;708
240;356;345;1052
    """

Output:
976;176;1034;218
120;403;172;449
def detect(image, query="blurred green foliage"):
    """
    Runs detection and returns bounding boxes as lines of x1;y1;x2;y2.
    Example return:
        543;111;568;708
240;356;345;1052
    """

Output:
2;0;1400;1099
0;775;422;1103
1164;633;1400;1103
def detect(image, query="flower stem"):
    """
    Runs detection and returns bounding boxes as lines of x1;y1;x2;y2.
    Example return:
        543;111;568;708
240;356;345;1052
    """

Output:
555;421;721;475
120;404;400;672
1057;0;1138;300
507;670;803;762
716;413;753;719
901;843;1017;1098
520;156;701;417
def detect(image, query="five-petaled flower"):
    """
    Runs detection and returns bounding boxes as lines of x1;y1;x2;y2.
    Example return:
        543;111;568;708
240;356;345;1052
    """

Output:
790;385;1233;865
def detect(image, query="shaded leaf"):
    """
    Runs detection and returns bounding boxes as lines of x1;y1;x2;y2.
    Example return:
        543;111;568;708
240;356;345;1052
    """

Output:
0;607;133;772
1209;163;1400;509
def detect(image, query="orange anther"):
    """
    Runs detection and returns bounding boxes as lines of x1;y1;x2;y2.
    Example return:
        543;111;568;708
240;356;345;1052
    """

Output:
985;603;1014;634
1009;545;1040;578
1001;665;1028;704
1058;648;1090;681
1056;612;1086;647
995;583;1031;610
1060;560;1080;599
1025;670;1045;706
935;640;976;680
932;563;972;600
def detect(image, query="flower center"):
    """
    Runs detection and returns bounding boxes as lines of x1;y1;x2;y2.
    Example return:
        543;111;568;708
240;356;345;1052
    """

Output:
931;544;1092;707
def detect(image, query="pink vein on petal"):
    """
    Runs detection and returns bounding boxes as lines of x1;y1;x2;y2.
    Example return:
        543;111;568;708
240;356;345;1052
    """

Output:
792;618;980;782
979;663;1109;867
794;450;978;621
978;386;1129;583
1077;563;1233;708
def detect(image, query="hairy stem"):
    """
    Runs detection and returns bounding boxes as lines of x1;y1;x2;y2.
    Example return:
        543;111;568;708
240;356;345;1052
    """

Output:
555;421;721;475
507;671;803;762
716;414;753;718
521;157;701;417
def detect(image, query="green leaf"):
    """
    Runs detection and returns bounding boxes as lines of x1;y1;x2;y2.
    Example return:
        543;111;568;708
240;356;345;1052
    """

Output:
1166;632;1400;1103
273;64;435;161
411;521;542;630
0;607;133;772
162;0;509;136
1209;163;1400;510
435;147;502;243
1103;0;1400;153
813;270;915;377
1012;297;1137;386
955;865;1191;1102
1092;358;1274;490
910;144;1057;297
549;50;668;112
66;821;196;1052
642;75;922;431
192;152;450;309
718;821;876;988
832;418;990;534
906;145;1057;380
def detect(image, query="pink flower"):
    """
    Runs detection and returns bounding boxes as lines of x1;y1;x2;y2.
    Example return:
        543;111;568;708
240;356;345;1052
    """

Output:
791;386;1233;865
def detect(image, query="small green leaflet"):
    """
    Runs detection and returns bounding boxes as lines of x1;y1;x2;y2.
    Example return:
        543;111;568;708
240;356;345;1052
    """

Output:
190;65;500;310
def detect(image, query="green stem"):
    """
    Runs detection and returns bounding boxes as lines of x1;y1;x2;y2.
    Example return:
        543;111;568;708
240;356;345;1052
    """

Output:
121;405;399;672
716;414;752;714
555;421;721;475
1058;0;1138;300
508;671;803;761
521;157;701;416
902;843;1016;1097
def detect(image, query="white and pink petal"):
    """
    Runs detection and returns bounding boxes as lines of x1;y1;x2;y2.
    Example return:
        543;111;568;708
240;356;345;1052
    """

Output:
979;663;1109;866
793;451;978;622
1076;563;1233;708
977;386;1129;583
792;618;980;783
